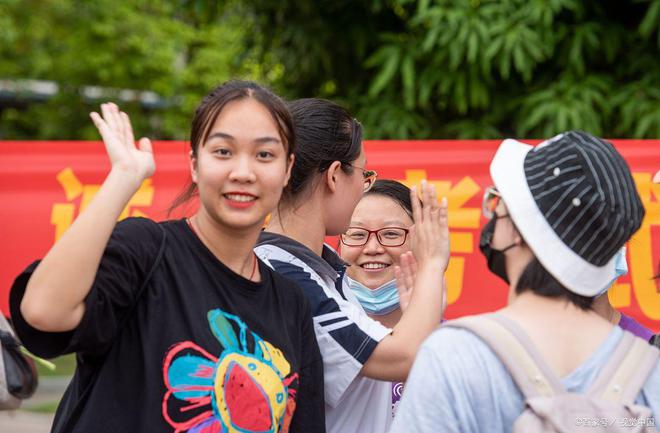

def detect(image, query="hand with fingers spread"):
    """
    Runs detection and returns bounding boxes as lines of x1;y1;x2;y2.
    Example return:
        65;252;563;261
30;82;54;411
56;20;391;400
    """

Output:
90;103;155;186
409;180;450;272
394;251;417;312
361;180;449;381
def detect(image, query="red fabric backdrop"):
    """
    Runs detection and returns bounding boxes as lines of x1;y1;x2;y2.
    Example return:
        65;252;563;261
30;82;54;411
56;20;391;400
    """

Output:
1;140;658;331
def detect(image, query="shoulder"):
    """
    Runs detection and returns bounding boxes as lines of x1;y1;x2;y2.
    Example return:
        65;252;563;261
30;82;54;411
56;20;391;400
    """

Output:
106;217;168;263
420;325;515;388
113;217;164;243
256;244;327;290
265;264;309;301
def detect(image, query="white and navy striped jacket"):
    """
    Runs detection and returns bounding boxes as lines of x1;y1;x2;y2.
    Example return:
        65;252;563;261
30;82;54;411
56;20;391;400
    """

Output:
256;231;393;433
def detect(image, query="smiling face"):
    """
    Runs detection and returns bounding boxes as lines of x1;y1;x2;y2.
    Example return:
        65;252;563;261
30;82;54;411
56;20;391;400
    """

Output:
341;194;414;289
191;97;293;231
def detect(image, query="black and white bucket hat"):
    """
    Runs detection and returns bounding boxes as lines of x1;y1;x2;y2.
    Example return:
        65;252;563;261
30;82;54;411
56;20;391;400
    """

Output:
490;131;645;297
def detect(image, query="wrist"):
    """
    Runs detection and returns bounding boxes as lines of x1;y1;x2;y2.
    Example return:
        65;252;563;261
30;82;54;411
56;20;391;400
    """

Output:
416;259;448;273
108;166;145;191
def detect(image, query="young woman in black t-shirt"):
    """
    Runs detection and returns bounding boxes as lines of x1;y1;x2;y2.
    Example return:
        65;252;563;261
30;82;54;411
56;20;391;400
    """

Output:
10;81;325;433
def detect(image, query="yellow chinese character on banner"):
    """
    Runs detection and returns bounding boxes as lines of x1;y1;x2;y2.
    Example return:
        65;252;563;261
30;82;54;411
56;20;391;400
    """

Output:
609;172;660;320
398;170;481;305
50;167;154;242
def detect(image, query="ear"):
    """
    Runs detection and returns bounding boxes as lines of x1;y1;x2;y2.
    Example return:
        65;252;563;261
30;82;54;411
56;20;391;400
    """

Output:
283;153;295;187
189;150;198;184
325;161;342;193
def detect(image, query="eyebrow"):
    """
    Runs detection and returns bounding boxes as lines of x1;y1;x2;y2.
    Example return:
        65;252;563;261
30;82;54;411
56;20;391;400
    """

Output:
351;220;409;226
206;132;281;145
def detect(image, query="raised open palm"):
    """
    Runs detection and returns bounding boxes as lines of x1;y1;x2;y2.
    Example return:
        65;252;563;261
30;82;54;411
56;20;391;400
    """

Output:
90;103;155;183
410;181;450;271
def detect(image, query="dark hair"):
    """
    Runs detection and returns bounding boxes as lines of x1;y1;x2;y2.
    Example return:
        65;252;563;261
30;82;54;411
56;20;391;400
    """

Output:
169;80;294;212
364;179;413;220
516;258;594;310
282;98;362;204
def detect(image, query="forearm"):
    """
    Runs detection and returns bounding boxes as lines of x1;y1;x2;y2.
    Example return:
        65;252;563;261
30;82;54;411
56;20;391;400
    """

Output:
394;261;445;340
21;168;141;331
362;261;445;381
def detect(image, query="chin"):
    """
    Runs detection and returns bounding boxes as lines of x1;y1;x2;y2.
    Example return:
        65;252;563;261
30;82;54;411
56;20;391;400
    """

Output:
220;214;267;231
362;274;392;289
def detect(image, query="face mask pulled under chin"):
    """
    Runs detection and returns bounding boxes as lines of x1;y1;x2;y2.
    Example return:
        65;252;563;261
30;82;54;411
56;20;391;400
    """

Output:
348;277;400;315
479;217;514;284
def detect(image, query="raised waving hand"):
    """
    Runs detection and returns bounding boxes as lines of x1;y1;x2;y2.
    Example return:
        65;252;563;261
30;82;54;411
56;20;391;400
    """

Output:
21;104;156;332
410;180;450;271
90;103;155;185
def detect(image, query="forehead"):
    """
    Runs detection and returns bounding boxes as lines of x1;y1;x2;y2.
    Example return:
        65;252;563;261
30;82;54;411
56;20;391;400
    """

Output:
351;194;412;226
208;98;281;142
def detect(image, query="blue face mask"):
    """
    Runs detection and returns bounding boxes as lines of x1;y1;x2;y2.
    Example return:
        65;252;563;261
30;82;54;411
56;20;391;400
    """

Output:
348;277;400;315
596;247;628;297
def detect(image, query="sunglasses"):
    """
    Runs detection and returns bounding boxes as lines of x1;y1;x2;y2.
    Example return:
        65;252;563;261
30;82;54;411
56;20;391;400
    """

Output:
482;186;501;219
345;163;378;192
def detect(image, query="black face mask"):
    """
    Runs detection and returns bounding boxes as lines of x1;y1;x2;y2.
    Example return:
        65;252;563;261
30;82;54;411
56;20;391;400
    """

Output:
479;216;517;284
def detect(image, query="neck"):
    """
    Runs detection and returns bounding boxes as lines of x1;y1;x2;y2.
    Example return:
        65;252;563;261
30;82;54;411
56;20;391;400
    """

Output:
265;198;327;256
369;308;402;329
191;211;259;279
506;291;597;320
505;254;535;303
591;294;621;325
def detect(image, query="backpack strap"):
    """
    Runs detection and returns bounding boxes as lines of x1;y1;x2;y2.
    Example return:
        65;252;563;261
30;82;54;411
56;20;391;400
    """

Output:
444;313;565;399
587;331;659;404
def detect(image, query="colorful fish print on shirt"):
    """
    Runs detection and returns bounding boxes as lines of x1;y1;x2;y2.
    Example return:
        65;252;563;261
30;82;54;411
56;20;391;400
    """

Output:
162;309;299;433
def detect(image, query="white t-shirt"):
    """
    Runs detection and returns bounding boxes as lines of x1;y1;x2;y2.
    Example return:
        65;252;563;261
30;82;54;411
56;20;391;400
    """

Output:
256;232;393;433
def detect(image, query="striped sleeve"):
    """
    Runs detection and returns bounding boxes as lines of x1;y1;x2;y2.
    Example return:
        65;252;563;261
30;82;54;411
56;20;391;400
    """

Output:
256;246;390;407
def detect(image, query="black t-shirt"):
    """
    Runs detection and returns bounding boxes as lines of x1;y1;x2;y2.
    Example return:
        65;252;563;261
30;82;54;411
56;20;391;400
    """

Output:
10;218;325;433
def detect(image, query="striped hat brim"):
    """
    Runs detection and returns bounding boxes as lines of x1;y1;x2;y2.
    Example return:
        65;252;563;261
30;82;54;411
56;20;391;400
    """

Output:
490;138;619;297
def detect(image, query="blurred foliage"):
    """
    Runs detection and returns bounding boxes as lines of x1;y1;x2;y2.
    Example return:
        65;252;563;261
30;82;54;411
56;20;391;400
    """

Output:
242;0;660;138
0;0;259;139
1;0;659;139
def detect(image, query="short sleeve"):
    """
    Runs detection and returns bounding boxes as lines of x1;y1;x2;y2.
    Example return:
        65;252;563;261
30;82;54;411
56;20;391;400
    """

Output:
9;217;165;358
390;327;522;433
263;259;390;407
288;295;326;432
389;338;461;433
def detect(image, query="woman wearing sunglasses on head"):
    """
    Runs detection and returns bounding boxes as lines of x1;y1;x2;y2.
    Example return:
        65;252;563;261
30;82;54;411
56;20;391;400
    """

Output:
255;98;449;433
10;81;325;433
390;131;660;433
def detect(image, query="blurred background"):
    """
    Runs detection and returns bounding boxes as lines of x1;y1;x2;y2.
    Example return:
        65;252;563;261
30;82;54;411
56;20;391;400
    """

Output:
1;0;660;141
1;1;659;430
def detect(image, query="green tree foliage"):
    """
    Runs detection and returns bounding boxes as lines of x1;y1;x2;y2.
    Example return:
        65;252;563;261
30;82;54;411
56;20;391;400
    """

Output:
243;0;660;139
0;0;258;139
1;0;659;139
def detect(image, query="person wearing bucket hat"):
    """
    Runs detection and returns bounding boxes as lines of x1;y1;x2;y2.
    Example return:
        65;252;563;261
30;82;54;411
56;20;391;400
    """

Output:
390;131;660;433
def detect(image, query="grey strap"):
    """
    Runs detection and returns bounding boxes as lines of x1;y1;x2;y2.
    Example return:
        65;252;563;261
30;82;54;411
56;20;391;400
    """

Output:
445;313;565;399
588;331;659;404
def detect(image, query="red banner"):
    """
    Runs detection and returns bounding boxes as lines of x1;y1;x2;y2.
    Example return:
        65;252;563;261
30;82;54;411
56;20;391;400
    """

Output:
2;140;659;332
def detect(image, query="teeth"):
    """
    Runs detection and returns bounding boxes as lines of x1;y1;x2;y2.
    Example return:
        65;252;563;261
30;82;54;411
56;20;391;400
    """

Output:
225;194;256;202
362;263;388;270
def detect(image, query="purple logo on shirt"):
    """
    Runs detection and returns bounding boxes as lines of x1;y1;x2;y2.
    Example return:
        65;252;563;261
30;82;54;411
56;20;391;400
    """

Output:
392;382;404;417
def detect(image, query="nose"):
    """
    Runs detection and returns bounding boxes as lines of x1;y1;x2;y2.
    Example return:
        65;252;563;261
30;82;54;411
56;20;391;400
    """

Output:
363;232;385;254
228;154;256;183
